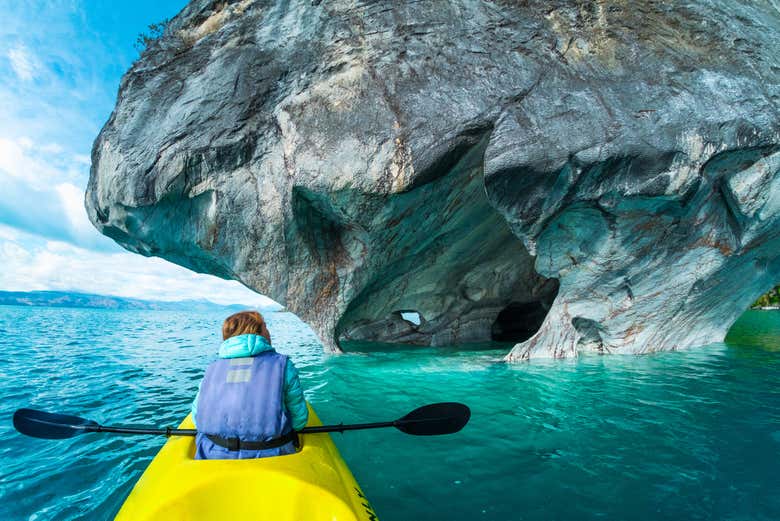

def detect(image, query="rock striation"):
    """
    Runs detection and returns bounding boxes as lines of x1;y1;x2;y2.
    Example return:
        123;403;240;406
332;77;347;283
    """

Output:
87;0;780;358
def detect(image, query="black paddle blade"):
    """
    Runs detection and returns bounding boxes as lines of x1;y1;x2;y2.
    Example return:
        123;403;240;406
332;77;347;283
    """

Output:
395;402;470;436
13;408;99;439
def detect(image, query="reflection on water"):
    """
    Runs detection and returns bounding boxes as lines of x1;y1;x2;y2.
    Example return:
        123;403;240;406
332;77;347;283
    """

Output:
726;309;780;351
0;307;778;520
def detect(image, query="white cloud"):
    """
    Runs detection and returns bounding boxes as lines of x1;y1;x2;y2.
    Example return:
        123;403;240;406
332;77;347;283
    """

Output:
0;223;20;241
55;181;96;242
7;46;39;81
0;137;69;186
0;240;29;263
72;154;91;165
0;137;110;249
0;234;278;307
40;142;64;154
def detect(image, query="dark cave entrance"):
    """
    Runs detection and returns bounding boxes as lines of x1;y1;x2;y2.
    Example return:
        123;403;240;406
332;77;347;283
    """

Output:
491;301;550;343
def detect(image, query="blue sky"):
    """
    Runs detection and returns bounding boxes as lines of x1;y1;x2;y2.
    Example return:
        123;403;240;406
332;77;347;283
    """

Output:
0;0;276;307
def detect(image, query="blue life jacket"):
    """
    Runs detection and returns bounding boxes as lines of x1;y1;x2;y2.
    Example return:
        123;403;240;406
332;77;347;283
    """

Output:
195;351;296;459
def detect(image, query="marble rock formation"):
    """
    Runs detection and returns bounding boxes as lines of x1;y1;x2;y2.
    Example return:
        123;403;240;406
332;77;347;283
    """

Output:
86;0;780;358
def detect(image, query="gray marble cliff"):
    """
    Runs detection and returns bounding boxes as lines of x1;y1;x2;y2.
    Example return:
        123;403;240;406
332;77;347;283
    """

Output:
86;0;780;359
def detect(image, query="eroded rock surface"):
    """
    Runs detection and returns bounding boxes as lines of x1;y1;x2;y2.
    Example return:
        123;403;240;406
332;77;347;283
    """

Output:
87;0;780;358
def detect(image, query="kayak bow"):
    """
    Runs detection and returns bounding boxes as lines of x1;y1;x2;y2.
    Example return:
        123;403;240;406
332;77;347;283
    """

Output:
115;403;378;520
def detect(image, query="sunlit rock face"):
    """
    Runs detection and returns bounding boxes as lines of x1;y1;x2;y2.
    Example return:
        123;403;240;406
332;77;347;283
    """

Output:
87;0;780;358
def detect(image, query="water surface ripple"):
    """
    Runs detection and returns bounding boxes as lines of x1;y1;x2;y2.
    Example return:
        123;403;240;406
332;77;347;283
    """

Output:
0;307;778;520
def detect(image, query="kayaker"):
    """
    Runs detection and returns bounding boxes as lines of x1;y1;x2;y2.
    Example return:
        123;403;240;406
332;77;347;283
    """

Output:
191;310;309;459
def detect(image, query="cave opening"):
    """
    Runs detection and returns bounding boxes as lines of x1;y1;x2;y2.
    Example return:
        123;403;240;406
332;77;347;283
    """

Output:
491;301;550;343
399;310;422;326
328;127;564;352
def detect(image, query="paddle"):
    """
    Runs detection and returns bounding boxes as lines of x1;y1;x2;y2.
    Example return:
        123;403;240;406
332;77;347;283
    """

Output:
13;402;470;440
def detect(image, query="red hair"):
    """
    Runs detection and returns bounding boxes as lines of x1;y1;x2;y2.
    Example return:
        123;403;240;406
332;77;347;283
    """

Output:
222;311;270;342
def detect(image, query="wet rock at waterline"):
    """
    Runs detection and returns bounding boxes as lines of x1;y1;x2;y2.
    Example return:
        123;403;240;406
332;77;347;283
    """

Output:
86;0;780;359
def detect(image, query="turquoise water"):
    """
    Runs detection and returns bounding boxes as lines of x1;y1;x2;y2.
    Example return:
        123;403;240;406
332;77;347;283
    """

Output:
0;307;778;520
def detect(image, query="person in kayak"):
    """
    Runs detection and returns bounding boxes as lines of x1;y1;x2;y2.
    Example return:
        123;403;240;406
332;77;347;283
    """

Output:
191;310;309;459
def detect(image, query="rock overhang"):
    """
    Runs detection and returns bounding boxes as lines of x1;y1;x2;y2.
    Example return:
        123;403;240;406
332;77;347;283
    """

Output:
87;0;780;358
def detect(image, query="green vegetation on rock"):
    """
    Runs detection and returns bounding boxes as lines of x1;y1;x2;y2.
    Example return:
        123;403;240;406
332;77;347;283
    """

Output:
753;285;780;308
134;18;169;52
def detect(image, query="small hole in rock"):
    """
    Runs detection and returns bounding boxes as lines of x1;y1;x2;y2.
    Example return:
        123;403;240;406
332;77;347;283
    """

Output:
399;311;422;326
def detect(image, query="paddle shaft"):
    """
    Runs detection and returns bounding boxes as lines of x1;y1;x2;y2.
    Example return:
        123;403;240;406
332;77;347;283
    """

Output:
82;419;437;436
94;425;198;436
92;421;399;436
299;420;395;434
298;416;452;434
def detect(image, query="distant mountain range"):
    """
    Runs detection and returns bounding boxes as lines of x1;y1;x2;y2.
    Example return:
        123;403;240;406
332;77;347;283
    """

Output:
0;290;278;312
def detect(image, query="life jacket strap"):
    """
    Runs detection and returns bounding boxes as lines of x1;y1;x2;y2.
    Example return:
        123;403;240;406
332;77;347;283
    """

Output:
205;430;299;451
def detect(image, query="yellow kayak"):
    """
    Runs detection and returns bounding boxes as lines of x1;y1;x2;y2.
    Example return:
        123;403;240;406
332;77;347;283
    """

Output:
115;404;378;520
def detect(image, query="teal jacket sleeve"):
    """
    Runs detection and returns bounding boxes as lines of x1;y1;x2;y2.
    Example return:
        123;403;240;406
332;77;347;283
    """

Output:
284;359;309;430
